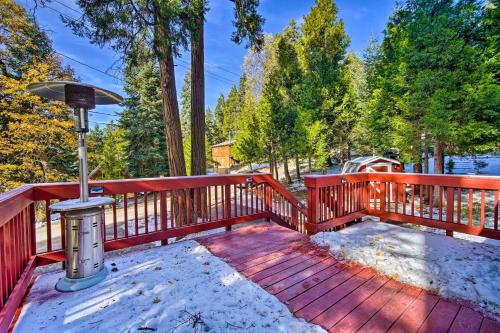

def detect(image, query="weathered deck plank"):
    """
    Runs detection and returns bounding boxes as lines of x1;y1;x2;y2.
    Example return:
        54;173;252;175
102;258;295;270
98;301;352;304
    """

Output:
197;222;500;333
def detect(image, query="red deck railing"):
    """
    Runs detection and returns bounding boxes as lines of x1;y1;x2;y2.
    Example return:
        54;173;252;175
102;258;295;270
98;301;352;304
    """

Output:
305;173;500;239
1;172;499;332
0;173;305;332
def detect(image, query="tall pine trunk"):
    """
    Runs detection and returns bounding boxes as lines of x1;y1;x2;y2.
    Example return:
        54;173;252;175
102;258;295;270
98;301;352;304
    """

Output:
155;23;186;229
295;155;301;180
156;28;186;177
433;142;445;208
283;157;292;184
190;15;206;176
158;56;186;177
434;142;444;174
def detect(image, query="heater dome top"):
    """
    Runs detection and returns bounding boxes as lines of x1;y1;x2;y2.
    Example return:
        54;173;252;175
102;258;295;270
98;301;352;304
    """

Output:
27;81;122;106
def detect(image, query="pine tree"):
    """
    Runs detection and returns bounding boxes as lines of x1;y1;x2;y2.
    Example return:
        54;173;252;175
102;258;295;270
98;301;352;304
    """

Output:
99;124;127;179
64;0;201;176
297;0;349;171
180;69;191;140
121;40;168;178
0;0;76;191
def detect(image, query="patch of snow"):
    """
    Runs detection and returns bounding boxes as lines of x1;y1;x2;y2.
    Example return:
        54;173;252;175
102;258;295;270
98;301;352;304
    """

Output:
14;240;324;333
311;220;500;317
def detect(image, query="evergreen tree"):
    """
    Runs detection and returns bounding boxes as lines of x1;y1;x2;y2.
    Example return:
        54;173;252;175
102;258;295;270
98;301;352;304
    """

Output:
63;0;203;176
180;69;191;140
334;52;367;164
99;124;127;179
212;94;226;144
121;41;168;178
297;0;349;171
0;0;76;191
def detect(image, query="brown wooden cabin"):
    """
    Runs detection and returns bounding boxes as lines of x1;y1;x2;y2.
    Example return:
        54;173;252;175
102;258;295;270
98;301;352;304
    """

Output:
211;140;237;170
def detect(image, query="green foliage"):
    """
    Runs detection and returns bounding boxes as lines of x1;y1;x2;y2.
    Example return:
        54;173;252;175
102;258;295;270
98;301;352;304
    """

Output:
0;0;77;191
120;41;168;178
180;69;191;140
99;125;127;179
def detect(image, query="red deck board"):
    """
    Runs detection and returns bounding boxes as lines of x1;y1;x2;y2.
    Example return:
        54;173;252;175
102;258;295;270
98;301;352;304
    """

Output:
417;299;460;333
285;264;365;312
330;278;402;332
242;248;313;277
251;251;317;282
233;243;305;270
258;256;329;288
275;263;345;302
388;292;440;333
448;306;483;333
266;257;338;294
294;269;376;321
197;222;499;333
224;241;300;265
479;318;500;333
358;285;422;333
312;275;389;328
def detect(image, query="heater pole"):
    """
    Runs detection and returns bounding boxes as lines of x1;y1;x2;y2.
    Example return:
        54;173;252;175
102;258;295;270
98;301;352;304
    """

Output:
78;131;89;202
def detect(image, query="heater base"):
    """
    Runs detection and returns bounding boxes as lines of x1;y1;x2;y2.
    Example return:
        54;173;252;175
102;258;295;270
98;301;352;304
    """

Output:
55;267;108;292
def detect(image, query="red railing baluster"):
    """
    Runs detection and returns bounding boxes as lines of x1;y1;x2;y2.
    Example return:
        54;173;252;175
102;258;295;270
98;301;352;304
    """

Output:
112;194;118;240
45;200;52;253
134;193;139;235
494;190;499;231
468;189;473;226
480;190;485;229
144;192;148;233
457;188;462;225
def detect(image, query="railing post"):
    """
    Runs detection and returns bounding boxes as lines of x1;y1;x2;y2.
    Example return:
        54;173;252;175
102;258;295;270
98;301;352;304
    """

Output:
225;184;232;231
446;187;454;237
160;191;168;245
264;183;271;222
365;180;371;211
29;202;37;255
305;176;320;234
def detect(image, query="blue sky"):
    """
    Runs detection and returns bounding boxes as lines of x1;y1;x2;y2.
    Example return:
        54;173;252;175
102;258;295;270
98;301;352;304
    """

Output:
19;0;396;126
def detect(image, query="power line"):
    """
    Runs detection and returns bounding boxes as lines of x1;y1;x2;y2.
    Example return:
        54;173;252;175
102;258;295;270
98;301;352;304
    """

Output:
54;51;123;82
177;58;238;85
52;0;83;15
43;5;239;86
89;110;120;117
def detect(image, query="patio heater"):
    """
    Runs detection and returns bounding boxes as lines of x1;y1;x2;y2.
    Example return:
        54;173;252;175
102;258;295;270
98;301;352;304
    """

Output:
27;81;122;292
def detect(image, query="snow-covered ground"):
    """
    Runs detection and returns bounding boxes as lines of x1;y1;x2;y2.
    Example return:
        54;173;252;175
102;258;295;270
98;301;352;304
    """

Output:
311;220;500;318
14;240;324;333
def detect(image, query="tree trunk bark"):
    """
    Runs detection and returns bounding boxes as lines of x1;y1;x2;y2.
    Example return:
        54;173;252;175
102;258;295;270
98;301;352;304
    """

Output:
295;155;301;181
158;49;186;177
433;142;445;207
190;15;206;176
283;157;292;184
434;142;444;174
274;159;279;180
155;22;186;229
268;151;274;177
308;155;312;174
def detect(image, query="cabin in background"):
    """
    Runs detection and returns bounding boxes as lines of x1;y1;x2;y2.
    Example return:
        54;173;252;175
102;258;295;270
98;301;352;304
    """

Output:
211;141;237;171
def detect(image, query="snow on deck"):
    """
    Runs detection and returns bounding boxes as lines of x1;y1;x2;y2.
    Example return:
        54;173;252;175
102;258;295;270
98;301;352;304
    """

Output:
14;240;325;333
311;220;500;318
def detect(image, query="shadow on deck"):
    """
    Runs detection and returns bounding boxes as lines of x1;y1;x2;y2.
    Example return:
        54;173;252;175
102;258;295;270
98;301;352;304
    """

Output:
197;222;499;333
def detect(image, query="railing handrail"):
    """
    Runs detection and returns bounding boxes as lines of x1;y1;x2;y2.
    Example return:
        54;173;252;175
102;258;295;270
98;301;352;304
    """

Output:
367;172;500;190
31;174;274;200
304;172;500;190
0;184;34;227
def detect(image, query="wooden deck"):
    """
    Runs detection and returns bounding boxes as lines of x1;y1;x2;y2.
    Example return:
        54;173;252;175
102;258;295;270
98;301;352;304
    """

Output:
197;223;500;333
